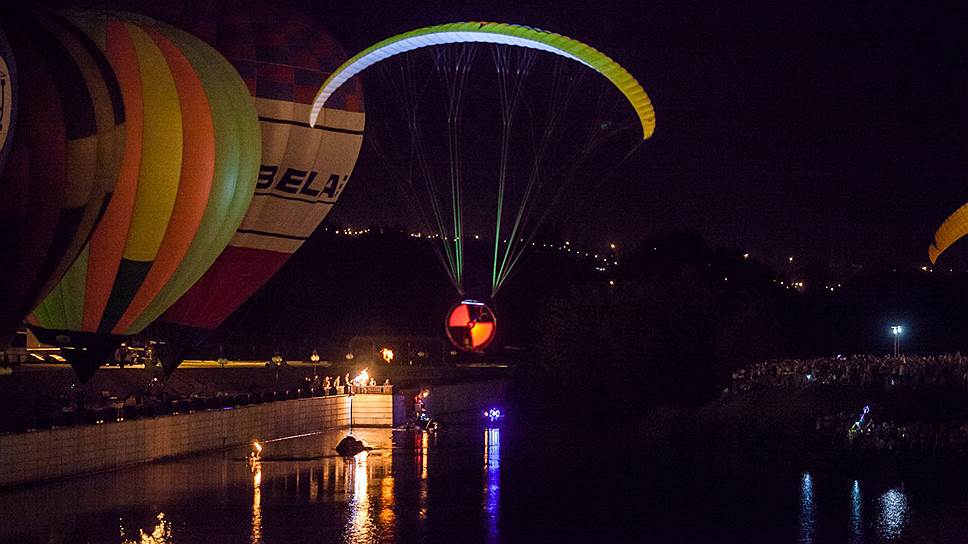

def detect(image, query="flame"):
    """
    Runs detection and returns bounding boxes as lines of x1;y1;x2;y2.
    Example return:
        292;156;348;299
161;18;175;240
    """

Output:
353;369;369;385
380;348;394;363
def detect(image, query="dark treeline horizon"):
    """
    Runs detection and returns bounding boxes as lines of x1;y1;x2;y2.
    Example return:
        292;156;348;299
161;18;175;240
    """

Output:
183;226;968;410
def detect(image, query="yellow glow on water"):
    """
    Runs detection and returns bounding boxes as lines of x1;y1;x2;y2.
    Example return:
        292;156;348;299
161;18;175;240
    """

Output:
417;431;430;521
251;460;263;544
421;431;429;480
379;475;396;526
344;451;376;543
120;512;173;544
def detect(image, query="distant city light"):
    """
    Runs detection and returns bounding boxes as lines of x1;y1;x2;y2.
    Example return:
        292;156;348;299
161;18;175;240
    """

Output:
788;256;794;264
743;253;750;259
609;243;616;250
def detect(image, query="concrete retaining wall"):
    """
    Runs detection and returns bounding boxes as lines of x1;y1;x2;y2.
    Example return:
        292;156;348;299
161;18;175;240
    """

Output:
0;393;392;487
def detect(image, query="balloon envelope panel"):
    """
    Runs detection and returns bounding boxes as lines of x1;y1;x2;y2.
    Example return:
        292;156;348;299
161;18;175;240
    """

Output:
156;1;365;330
30;12;260;345
0;7;123;344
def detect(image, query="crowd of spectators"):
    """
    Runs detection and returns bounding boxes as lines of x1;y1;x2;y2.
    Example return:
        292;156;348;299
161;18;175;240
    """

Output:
3;373;393;434
725;353;968;398
725;353;968;457
815;411;968;457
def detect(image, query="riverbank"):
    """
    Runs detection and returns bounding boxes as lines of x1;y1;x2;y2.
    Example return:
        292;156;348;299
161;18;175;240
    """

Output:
0;365;509;487
641;383;968;463
0;363;510;432
0;393;392;487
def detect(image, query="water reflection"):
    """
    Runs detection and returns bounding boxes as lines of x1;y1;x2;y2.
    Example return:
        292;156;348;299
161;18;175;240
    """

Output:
799;472;816;544
344;451;375;543
878;487;909;540
0;426;948;543
250;459;263;544
119;512;174;544
379;470;396;527
416;431;430;522
483;428;501;544
850;480;863;543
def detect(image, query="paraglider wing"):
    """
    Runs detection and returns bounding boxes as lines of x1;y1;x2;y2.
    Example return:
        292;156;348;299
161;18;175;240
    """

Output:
310;22;655;140
929;201;968;264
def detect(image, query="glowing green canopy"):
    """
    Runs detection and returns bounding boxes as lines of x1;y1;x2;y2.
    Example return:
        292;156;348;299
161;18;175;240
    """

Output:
309;21;656;139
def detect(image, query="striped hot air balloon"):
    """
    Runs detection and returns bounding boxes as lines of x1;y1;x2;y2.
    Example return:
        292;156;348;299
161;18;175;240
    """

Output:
0;6;124;347
151;1;365;334
28;11;261;380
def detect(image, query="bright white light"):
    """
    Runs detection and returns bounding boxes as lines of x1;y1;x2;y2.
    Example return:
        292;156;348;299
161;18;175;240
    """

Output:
878;488;909;539
891;325;903;336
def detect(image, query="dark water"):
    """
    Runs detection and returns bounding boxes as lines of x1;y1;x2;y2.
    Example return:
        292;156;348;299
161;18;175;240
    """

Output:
3;423;968;543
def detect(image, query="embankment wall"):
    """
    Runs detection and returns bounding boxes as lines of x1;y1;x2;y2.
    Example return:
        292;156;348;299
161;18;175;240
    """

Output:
0;393;391;487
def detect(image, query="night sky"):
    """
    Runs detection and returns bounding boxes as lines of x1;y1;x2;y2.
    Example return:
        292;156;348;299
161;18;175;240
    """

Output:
306;1;967;272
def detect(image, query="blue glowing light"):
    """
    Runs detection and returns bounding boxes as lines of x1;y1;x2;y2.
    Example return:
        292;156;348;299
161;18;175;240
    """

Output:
483;408;503;422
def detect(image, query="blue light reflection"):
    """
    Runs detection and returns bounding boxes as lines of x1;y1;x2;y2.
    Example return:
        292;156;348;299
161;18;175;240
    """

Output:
850;480;863;543
799;472;815;544
483;427;501;544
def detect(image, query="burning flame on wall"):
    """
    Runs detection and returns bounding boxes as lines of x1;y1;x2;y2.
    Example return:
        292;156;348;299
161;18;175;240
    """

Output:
380;348;394;363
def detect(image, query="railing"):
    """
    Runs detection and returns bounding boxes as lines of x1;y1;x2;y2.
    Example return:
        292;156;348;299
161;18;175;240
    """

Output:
1;385;395;435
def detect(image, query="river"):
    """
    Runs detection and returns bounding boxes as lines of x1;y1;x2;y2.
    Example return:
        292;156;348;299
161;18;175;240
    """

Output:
2;422;968;543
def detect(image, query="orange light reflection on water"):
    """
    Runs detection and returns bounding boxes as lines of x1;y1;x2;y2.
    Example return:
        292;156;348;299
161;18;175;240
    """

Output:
251;460;263;544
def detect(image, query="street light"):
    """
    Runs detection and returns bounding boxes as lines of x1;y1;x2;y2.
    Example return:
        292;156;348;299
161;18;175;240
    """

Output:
310;349;320;378
891;325;903;357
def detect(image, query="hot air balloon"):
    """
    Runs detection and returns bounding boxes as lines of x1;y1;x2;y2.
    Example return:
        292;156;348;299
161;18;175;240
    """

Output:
0;6;124;347
0;29;14;176
144;2;365;338
929;202;968;264
28;11;261;380
55;1;366;370
310;22;655;351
